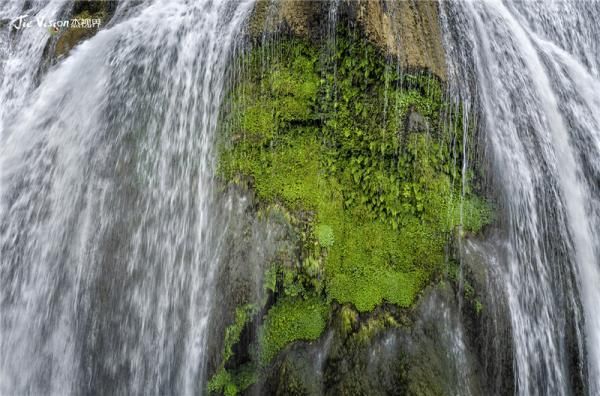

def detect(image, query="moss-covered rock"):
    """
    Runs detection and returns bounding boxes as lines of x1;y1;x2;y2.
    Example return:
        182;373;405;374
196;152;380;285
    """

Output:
259;296;329;365
248;0;447;80
262;285;485;396
207;12;491;395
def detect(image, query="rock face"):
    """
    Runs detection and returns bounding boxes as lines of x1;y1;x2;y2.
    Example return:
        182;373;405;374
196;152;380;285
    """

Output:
50;0;447;79
53;1;117;59
352;0;447;79
37;1;499;394
257;284;485;396
206;1;496;394
248;0;447;80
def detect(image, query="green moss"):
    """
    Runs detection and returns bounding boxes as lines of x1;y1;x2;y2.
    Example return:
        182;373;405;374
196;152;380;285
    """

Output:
208;304;258;395
354;313;398;344
240;104;276;144
447;260;485;317
213;29;492;385
264;265;278;294
340;305;359;335
208;363;257;396
219;33;491;314
225;304;259;363
315;224;334;248
474;300;484;315
452;195;494;234
259;296;329;365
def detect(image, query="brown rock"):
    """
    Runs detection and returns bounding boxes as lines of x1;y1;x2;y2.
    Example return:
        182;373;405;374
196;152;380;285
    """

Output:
248;0;447;80
358;0;447;80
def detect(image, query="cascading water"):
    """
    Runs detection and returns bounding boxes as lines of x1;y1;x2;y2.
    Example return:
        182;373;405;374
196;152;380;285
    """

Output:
0;0;254;394
0;0;69;136
441;1;600;394
4;0;600;395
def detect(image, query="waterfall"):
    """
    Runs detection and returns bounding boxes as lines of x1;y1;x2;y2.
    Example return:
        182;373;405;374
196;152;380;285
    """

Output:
0;0;69;136
0;0;254;394
4;0;600;394
441;1;600;394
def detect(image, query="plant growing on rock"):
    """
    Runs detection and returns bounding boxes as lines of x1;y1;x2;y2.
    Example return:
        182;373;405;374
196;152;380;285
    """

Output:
209;27;492;395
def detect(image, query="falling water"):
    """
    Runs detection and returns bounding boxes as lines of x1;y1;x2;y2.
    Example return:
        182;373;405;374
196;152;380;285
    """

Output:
441;1;600;394
4;0;600;395
0;0;254;394
0;0;69;136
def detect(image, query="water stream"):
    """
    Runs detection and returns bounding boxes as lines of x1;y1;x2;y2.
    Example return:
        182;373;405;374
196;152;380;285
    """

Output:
2;1;600;395
0;1;254;394
442;1;600;394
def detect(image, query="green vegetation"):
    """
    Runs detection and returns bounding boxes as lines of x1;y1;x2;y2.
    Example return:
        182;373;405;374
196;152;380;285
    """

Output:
315;224;335;248
207;364;257;396
208;304;259;396
209;29;492;394
259;297;329;364
447;260;485;316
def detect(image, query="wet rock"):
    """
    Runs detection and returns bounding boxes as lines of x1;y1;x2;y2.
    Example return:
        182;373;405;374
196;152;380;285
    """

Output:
352;0;447;80
50;1;118;60
247;0;447;80
248;0;327;40
205;184;302;388
406;108;429;133
257;285;488;396
459;236;515;395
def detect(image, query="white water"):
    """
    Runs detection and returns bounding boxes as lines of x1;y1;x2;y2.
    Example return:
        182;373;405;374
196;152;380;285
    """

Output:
0;0;69;136
0;0;254;394
4;1;600;395
442;1;600;394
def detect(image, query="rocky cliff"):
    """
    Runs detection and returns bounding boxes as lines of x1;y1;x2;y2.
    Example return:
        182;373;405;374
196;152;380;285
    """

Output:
206;1;495;395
